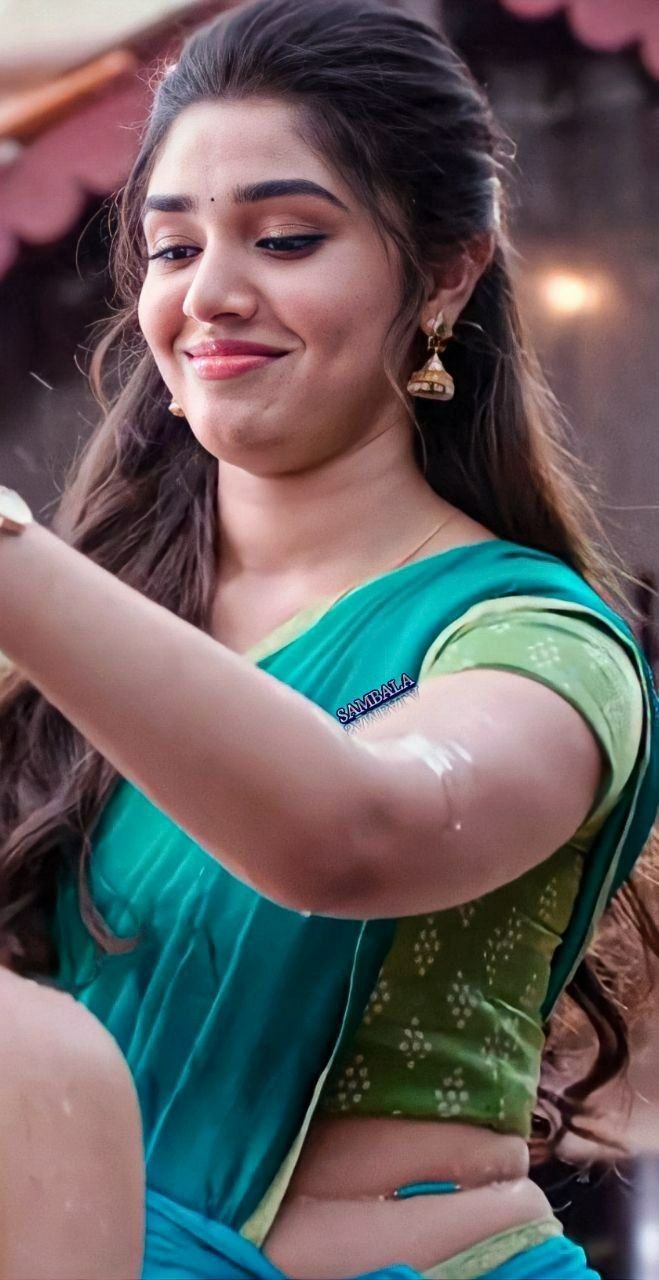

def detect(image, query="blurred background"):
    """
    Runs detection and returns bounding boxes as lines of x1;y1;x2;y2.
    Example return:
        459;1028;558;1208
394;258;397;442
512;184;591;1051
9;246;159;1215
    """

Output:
0;1;657;1275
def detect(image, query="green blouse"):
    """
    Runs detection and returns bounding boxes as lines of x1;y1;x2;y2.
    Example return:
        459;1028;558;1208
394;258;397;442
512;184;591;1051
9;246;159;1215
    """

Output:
318;596;644;1134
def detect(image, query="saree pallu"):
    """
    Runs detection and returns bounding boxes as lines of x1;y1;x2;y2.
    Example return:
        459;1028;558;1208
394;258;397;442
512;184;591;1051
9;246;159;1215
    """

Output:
51;539;658;1276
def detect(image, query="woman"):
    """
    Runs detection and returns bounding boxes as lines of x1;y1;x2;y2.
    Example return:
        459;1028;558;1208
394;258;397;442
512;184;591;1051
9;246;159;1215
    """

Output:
0;1;658;1277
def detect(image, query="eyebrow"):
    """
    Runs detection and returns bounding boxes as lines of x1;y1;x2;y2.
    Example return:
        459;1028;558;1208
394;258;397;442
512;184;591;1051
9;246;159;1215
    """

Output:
141;178;350;223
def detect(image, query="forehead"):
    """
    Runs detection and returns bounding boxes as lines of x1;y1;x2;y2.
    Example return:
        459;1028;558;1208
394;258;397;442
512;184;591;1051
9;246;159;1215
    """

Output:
146;97;337;197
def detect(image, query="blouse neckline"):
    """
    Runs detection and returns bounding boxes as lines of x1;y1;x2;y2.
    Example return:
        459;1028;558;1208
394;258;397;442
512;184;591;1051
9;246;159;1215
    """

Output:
244;537;505;666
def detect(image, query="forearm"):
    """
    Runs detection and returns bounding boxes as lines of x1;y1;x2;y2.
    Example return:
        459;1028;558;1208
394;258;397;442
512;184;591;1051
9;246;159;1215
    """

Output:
0;521;382;912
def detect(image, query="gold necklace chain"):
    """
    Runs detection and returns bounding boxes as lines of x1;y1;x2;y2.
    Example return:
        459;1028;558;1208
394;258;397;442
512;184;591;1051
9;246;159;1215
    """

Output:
390;511;456;572
321;511;456;613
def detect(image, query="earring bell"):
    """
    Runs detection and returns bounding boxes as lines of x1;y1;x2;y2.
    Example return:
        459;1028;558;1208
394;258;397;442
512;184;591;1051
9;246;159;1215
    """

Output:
407;312;455;401
168;400;186;417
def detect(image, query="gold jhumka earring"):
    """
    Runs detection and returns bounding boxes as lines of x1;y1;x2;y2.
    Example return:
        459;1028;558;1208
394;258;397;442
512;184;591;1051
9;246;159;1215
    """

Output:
406;311;455;401
168;400;186;417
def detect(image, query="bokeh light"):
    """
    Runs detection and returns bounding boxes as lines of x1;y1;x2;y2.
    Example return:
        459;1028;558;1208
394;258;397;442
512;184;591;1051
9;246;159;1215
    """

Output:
539;271;605;315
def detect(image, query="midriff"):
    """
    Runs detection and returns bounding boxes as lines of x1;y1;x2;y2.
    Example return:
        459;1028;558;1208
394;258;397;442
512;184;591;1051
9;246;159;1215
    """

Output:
261;1115;553;1279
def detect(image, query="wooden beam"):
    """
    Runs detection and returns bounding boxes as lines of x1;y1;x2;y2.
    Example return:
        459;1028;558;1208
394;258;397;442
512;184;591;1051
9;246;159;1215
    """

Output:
0;49;139;143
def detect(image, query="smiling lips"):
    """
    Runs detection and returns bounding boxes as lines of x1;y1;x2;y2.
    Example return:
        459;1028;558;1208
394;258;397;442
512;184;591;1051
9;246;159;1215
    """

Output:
185;338;289;380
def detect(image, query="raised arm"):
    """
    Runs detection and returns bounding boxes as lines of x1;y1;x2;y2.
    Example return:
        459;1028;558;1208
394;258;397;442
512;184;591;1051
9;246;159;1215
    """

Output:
0;520;394;913
0;521;614;920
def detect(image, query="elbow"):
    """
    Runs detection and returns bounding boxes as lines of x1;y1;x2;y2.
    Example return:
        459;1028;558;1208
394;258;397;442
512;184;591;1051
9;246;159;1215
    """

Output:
299;768;397;919
267;829;380;920
242;745;399;919
303;842;383;919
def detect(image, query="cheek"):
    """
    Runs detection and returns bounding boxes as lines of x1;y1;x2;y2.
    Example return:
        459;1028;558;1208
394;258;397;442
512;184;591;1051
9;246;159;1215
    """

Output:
137;286;181;392
322;264;393;358
137;281;178;353
136;285;155;351
294;285;383;361
284;242;388;353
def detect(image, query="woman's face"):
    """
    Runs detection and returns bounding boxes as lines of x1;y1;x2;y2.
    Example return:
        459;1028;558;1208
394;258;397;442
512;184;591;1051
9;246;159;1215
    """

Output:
137;97;408;473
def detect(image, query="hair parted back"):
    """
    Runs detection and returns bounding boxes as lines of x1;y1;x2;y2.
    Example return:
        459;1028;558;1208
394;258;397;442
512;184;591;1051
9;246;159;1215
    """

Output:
1;0;657;1161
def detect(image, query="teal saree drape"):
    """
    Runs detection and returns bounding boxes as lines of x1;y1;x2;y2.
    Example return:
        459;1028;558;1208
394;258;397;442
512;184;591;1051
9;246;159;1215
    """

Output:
51;539;659;1277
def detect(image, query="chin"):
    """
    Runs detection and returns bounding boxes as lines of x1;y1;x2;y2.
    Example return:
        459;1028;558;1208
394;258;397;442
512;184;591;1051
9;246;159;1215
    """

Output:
190;416;289;464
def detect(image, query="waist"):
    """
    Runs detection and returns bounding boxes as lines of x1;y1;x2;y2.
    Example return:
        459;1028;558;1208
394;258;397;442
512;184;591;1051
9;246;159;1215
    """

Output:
259;1114;555;1275
144;1186;560;1280
285;1114;532;1200
263;1182;554;1278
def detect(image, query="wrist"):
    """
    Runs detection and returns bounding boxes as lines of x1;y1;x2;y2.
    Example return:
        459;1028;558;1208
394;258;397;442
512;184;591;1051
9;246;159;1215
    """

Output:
0;487;34;536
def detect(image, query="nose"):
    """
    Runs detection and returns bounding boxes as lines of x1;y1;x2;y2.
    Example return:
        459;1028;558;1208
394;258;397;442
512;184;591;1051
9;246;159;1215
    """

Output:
181;241;258;325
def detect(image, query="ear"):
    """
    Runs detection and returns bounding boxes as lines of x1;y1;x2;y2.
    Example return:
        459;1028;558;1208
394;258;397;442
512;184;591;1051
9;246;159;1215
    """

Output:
424;232;495;330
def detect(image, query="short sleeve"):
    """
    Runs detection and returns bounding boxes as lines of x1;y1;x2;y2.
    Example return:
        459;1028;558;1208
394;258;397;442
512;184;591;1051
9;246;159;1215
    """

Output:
417;596;645;845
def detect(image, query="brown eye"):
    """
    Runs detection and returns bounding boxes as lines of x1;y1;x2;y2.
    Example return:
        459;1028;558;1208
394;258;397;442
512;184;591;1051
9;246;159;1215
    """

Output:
147;245;197;263
256;235;326;252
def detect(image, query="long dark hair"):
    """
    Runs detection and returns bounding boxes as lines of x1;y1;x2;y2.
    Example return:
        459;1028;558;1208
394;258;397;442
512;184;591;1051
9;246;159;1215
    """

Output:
1;0;657;1160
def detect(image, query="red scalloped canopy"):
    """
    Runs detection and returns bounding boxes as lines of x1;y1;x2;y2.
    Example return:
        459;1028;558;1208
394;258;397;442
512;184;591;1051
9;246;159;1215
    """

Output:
499;0;659;77
0;76;150;280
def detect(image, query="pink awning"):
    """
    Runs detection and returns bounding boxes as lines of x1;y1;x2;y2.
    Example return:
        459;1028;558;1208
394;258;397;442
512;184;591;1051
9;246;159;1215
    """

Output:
0;69;149;279
499;0;659;78
0;1;227;280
